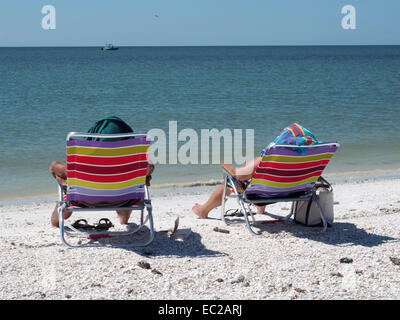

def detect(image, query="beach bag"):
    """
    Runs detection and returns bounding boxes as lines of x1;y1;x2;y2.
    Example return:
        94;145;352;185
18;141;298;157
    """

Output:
294;177;334;227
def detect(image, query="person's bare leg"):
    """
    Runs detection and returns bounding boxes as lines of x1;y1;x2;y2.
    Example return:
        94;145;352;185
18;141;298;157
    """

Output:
192;185;232;219
49;161;71;227
51;203;72;227
117;210;132;224
193;157;263;219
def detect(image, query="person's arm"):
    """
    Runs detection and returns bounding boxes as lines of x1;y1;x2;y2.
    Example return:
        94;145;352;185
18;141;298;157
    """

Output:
221;156;262;181
145;160;155;186
235;156;262;180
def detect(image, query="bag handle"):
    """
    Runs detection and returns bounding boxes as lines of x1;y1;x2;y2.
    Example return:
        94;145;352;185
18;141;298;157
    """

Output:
315;176;332;192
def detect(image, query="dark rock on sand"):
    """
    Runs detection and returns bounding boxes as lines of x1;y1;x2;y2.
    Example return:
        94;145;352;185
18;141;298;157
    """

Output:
138;261;151;269
389;257;400;266
151;268;163;275
231;275;245;284
213;227;230;234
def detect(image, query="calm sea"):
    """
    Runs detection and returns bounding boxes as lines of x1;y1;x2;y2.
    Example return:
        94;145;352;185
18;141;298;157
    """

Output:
1;46;399;201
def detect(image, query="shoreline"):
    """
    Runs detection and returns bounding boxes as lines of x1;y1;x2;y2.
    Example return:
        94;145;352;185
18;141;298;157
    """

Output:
2;167;400;206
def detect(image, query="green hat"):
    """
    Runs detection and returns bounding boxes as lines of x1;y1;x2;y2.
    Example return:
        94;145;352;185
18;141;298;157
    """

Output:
86;116;134;141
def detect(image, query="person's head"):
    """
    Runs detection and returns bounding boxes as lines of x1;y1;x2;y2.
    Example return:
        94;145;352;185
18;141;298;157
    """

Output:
86;116;133;141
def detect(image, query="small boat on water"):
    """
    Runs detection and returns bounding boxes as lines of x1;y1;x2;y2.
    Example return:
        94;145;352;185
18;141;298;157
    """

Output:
101;44;119;51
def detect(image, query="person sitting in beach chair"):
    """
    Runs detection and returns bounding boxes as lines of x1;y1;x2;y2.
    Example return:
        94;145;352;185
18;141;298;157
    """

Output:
192;123;318;219
49;116;155;227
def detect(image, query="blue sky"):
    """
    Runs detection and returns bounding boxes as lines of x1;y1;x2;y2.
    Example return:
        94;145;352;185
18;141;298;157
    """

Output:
1;0;399;46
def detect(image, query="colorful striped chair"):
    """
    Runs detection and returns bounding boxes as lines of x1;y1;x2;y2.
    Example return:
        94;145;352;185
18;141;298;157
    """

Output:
57;132;154;248
221;142;340;234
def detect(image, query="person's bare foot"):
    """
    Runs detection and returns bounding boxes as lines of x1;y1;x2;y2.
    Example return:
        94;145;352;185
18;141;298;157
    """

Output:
117;210;132;224
192;203;209;219
256;206;265;214
51;207;59;227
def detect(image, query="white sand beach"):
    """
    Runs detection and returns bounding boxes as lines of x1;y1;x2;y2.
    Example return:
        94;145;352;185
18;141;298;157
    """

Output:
0;178;399;300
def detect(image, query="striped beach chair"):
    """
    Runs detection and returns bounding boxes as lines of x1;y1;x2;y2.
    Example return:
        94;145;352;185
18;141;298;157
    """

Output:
57;132;154;248
221;142;340;234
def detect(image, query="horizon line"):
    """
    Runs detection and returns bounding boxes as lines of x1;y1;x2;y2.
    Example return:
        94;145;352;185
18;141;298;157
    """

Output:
1;44;400;48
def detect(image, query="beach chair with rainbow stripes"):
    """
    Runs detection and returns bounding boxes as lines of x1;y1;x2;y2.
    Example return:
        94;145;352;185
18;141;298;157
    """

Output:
221;142;340;234
57;132;154;248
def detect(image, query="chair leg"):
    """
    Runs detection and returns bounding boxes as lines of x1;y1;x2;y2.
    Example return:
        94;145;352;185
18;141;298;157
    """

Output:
285;201;296;220
236;195;260;235
108;202;154;248
222;175;260;235
58;202;77;248
247;203;256;224
116;185;155;247
59;202;101;248
145;203;155;245
264;210;293;221
57;184;64;202
290;201;295;217
120;201;155;248
221;175;229;225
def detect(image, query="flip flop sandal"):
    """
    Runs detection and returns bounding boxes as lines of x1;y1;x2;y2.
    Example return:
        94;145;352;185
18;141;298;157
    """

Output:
224;209;244;217
224;208;260;217
94;218;114;231
71;219;95;230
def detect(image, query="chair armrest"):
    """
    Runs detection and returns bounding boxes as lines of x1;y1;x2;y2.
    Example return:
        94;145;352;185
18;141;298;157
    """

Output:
220;163;236;178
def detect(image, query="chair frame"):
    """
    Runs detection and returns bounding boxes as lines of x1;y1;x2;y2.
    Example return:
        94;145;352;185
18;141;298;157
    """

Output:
220;142;340;234
57;132;154;248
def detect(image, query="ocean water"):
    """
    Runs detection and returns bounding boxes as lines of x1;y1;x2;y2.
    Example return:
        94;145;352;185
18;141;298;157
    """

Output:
0;46;399;201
